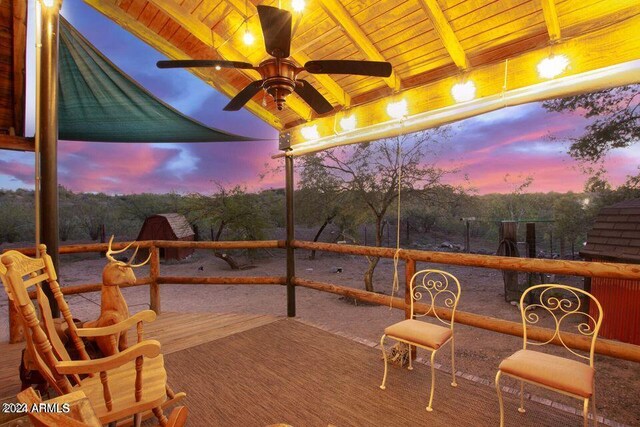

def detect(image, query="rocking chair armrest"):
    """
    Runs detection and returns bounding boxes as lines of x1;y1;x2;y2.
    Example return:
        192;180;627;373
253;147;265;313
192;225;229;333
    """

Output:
76;310;157;337
56;340;162;375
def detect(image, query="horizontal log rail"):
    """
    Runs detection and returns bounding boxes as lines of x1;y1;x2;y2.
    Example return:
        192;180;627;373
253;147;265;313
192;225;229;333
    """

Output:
294;278;640;363
7;240;285;255
292;240;640;279
4;239;640;367
157;276;286;285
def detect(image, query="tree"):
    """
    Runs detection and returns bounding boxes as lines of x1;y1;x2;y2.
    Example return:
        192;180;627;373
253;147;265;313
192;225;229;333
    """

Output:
186;184;269;269
303;130;452;292
552;194;587;258
543;84;639;163
296;154;344;259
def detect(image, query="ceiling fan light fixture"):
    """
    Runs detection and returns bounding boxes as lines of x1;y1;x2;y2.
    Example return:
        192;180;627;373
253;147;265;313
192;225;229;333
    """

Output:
292;0;305;12
451;80;476;103
301;124;320;140
387;99;408;119
340;115;357;131
537;54;569;79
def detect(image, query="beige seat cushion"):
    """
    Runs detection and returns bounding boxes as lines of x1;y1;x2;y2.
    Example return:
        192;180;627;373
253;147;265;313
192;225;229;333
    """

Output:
76;355;167;424
384;319;452;350
499;349;594;398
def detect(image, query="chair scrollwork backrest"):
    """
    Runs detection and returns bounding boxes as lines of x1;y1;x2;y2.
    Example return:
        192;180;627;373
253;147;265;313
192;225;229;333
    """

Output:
520;284;603;366
410;269;461;328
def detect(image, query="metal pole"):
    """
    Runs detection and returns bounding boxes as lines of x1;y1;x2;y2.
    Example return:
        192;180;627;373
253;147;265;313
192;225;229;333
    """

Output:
285;153;296;317
38;0;62;317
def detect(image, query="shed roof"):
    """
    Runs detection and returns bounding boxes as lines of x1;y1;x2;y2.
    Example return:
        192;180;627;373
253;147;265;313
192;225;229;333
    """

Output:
154;213;194;239
82;0;640;154
580;198;640;263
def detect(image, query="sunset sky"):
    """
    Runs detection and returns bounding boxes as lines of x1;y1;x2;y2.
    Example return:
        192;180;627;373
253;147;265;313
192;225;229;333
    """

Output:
0;0;637;195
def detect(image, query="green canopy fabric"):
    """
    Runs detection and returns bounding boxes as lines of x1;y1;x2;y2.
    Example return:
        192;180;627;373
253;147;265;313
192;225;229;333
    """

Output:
58;17;258;143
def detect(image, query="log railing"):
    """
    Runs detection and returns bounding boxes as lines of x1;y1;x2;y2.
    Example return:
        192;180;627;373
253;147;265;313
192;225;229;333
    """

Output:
3;239;640;364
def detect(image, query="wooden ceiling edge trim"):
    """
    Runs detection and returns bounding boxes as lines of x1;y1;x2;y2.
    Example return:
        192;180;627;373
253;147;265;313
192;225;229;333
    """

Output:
540;0;561;42
418;0;469;70
279;14;640;149
277;58;640;157
317;0;400;91
0;135;35;152
82;0;283;129
223;0;350;107
12;0;27;137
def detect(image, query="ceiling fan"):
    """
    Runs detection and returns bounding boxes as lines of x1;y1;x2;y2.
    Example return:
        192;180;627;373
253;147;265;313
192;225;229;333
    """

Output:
157;5;392;115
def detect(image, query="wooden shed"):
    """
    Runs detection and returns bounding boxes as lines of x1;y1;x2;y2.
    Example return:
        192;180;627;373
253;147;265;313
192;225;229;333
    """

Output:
136;213;195;261
580;199;640;345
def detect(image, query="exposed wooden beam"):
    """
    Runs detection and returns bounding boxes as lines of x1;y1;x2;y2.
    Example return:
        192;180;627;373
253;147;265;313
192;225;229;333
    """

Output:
83;0;283;128
418;0;469;70
12;0;27;136
540;0;561;41
224;0;351;107
317;0;399;90
0;135;34;152
144;0;312;121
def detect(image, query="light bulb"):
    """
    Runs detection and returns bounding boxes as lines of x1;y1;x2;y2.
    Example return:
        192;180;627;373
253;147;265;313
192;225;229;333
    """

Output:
451;80;476;103
292;0;305;12
215;65;222;71
537;54;569;79
386;99;408;119
243;30;254;45
339;115;357;131
301;125;319;140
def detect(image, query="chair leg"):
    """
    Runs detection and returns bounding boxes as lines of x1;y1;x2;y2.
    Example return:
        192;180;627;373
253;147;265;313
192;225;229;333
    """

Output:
592;383;597;426
450;337;457;387
380;335;388;390
426;350;437;412
133;413;142;427
152;406;168;427
583;398;590;427
496;370;505;427
408;345;413;370
518;380;526;413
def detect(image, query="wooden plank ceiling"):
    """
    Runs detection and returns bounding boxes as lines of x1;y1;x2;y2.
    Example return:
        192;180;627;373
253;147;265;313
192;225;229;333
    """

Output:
82;0;640;149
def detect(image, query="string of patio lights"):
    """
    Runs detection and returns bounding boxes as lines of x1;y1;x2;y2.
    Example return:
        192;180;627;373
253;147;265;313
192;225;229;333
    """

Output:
299;51;571;143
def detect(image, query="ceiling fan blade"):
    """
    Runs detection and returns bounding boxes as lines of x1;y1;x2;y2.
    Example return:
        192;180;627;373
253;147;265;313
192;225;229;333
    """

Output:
257;5;292;58
304;60;392;77
157;60;254;69
294;80;333;115
223;80;264;111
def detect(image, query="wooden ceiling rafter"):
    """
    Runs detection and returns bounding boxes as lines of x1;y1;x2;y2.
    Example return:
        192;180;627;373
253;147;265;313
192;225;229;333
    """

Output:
317;0;400;91
417;0;469;70
145;0;313;121
83;0;284;127
540;0;562;41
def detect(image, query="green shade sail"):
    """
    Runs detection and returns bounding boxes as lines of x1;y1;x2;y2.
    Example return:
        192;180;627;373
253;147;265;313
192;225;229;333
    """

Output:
58;17;258;143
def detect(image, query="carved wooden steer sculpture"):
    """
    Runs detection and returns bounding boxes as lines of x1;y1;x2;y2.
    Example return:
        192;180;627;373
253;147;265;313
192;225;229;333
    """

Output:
84;236;151;356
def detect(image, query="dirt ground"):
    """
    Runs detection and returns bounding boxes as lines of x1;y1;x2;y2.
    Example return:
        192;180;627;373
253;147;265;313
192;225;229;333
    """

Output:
1;247;638;426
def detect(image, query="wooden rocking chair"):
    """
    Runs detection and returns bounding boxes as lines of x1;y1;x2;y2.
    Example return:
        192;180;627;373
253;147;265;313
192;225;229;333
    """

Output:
1;246;185;426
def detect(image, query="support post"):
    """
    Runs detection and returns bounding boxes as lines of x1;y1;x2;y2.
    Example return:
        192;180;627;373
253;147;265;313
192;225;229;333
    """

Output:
285;153;296;317
38;0;63;317
405;258;416;359
149;246;160;314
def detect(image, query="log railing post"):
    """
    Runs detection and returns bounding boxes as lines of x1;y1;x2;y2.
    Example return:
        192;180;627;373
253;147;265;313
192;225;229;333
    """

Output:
149;245;160;314
405;258;416;359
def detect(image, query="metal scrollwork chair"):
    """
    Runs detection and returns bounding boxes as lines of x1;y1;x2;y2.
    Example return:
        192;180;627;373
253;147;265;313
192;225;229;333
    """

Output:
379;269;461;412
495;284;603;427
